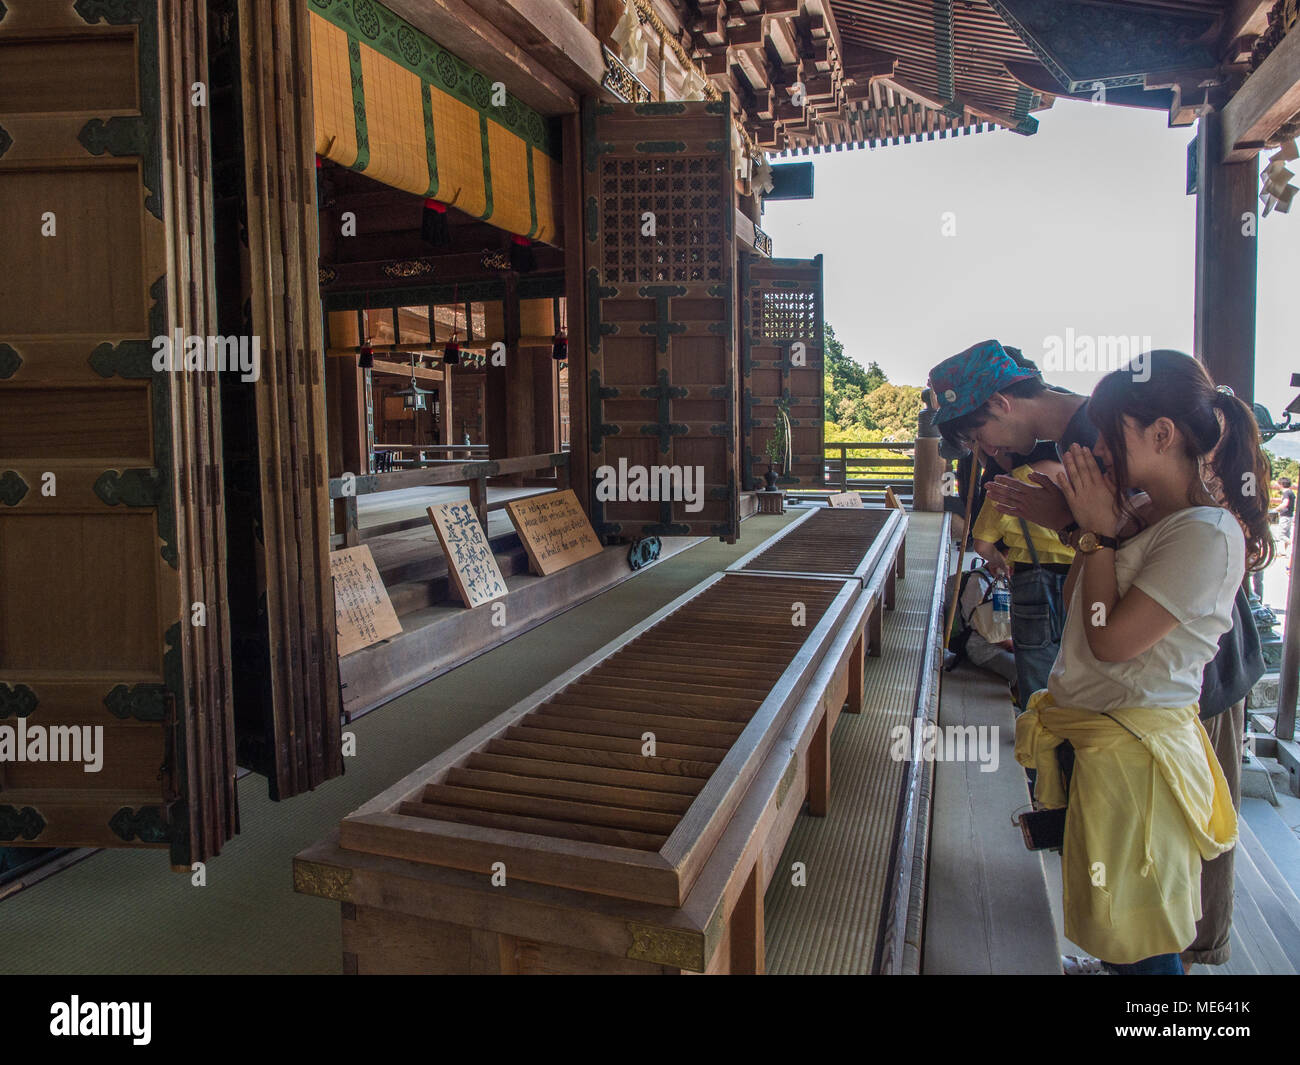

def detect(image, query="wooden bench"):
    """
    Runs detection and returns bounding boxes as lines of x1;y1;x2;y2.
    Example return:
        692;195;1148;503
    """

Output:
295;516;910;973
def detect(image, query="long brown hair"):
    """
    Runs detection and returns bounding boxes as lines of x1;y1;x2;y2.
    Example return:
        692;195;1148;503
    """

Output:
1088;350;1274;571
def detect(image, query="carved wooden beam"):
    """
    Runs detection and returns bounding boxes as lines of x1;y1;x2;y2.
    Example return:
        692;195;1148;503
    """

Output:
1221;19;1300;160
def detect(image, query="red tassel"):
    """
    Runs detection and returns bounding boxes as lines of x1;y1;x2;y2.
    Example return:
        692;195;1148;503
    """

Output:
422;198;450;246
509;234;536;273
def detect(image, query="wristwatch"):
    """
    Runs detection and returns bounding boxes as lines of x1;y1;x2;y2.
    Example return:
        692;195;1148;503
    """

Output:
1076;531;1118;554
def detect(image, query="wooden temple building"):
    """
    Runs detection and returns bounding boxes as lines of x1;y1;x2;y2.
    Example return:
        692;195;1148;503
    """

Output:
1;0;1299;975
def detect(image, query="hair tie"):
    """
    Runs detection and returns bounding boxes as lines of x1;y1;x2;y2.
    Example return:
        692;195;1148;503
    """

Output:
1215;384;1235;397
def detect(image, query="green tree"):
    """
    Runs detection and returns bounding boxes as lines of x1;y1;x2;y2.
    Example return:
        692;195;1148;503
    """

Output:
1264;447;1299;484
823;324;885;435
863;382;924;441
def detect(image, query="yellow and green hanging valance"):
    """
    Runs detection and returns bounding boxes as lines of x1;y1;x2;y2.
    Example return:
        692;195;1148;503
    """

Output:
308;0;560;244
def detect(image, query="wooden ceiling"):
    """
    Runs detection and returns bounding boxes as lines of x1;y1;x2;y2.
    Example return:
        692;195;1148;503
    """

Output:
664;0;1260;154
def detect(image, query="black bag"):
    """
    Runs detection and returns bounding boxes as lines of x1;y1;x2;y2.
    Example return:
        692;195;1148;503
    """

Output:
946;564;996;667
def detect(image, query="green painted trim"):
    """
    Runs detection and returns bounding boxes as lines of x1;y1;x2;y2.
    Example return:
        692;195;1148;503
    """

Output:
108;805;170;844
0;683;38;719
589;369;619;455
478;114;494;221
104;683;169;722
320;273;563;312
347;37;371;171
0;343;20;378
89;338;154;378
585;196;599;242
308;0;558;159
0;124;11;159
525;145;538;239
0;470;28;506
74;0;161;220
0;806;44;842
634;141;687;154
932;0;955;103
94;467;165;507
421;82;440;198
634;102;686;115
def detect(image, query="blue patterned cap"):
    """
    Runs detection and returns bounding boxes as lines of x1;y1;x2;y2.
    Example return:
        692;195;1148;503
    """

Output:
928;340;1041;426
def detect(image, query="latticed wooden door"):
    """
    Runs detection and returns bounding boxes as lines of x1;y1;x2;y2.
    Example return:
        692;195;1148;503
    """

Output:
0;0;236;863
583;101;739;541
740;254;825;490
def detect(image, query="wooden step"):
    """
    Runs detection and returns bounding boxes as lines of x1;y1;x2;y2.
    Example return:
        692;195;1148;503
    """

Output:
385;545;530;617
1235;816;1300;972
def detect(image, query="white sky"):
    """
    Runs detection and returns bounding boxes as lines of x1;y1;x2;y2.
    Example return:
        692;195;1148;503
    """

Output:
760;97;1297;422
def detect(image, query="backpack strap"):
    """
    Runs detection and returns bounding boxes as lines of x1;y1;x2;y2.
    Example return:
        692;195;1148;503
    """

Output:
1018;517;1041;568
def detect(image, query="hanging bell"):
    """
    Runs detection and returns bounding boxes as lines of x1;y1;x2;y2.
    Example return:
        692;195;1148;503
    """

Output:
358;341;374;369
551;329;568;361
443;339;461;366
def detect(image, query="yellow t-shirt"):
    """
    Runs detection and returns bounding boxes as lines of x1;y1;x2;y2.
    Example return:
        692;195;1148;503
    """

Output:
972;464;1075;566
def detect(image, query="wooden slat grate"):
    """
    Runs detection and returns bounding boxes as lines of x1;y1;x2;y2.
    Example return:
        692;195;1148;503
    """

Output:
741;508;894;575
393;574;842;852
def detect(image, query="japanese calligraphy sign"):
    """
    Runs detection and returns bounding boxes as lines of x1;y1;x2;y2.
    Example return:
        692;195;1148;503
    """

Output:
506;490;604;576
330;545;403;656
828;491;864;508
426;501;508;608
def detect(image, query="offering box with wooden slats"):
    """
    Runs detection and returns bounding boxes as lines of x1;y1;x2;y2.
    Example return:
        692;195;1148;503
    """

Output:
322;572;862;909
728;506;907;585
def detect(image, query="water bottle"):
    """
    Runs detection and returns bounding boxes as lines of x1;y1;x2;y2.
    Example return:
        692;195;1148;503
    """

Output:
992;578;1011;625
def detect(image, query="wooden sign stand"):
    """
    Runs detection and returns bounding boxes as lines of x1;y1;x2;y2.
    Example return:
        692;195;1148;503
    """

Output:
329;545;403;656
505;489;603;576
426;501;509;608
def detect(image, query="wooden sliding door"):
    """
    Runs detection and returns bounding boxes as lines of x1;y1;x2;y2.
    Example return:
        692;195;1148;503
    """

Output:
582;100;740;542
0;0;235;863
740;254;825;490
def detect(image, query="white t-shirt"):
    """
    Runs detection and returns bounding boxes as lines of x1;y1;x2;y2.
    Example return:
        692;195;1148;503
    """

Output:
1048;507;1245;712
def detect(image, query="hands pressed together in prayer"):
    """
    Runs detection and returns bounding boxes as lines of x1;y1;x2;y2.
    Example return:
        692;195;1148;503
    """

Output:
985;444;1127;538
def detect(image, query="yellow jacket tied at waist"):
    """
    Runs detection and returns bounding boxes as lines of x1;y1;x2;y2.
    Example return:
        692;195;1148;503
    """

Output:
1015;691;1237;964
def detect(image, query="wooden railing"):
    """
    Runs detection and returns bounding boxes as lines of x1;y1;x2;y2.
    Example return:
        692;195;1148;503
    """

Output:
820;442;916;501
329;451;569;547
373;443;490;469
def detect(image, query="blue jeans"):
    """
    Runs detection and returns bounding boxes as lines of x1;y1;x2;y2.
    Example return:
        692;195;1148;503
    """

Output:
1009;566;1067;715
1104;953;1184;975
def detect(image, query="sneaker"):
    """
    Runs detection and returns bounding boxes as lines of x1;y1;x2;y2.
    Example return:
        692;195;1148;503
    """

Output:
1062;954;1108;975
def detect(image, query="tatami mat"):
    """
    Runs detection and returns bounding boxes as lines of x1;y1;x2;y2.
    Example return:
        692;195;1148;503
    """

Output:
0;513;804;974
765;516;943;974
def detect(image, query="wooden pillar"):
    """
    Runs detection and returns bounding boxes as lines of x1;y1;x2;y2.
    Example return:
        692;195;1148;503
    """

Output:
728;863;765;974
533;347;558;454
234;0;342;798
1194;112;1258;404
562;111;590;512
506;291;536;463
159;0;239;860
440;362;454;448
484;282;513;462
